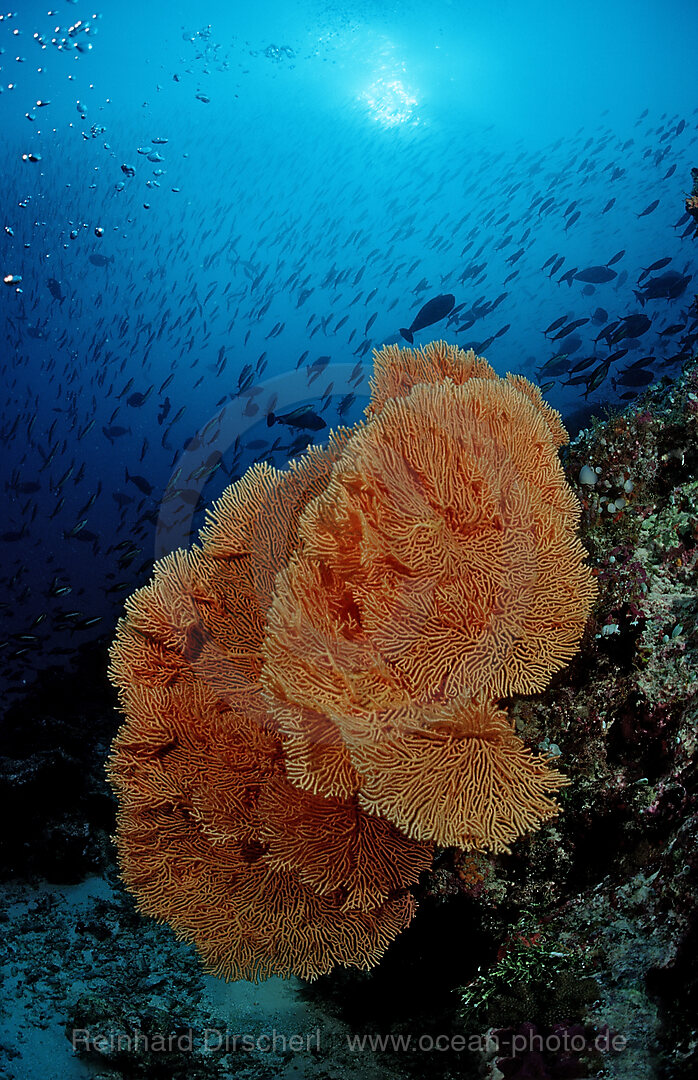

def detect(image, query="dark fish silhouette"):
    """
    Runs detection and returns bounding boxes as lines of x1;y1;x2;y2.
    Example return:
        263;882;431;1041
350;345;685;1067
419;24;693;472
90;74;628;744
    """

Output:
637;257;672;283
637;199;659;218
157;397;171;425
124;468;154;496
267;405;326;431
47;277;65;303
558;268;578;287
399;293;455;344
538;354;571;377
548;256;565;278
1;528;27;542
102;425;131;442
89;253;114;267
337;392;356;418
618;314;652;339
584;360;611;397
127;389;152;407
615;368;655;387
574;266;618;284
568;355;597;374
633;272;692;306
605;349;629;364
544;316;567;336
551;318;589;340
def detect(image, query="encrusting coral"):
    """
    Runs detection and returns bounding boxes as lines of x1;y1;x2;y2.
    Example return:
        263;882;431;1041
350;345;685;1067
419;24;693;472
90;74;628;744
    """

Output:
107;342;595;980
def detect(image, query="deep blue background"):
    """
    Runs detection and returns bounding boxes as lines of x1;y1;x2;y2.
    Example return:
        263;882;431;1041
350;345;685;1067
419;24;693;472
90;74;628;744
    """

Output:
1;0;696;702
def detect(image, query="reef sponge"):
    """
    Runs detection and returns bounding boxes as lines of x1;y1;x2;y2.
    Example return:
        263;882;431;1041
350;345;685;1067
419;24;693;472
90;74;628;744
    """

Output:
107;341;595;979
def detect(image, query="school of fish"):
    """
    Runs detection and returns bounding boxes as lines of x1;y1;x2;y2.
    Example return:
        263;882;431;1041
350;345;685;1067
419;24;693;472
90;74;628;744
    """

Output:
1;12;697;704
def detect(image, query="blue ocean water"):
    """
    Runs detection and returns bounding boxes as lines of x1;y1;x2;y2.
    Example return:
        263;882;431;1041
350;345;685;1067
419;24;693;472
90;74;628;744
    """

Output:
1;0;696;698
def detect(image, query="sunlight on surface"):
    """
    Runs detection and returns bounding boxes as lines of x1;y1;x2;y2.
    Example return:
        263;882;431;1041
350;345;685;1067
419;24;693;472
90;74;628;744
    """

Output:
360;75;419;128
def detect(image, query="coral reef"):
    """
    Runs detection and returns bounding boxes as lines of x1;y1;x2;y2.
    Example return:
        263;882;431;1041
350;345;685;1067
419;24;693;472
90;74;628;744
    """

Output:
443;355;698;1078
107;343;594;981
3;351;697;1080
686;166;698;237
459;916;597;1030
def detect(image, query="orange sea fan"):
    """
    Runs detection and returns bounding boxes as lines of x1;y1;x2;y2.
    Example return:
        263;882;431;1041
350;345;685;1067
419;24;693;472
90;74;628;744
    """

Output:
108;431;427;981
109;548;212;692
260;544;409;799
108;677;416;981
190;862;417;983
366;341;498;418
265;374;595;706
258;772;432;910
107;683;275;903
347;697;568;852
110;438;358;712
265;698;362;800
368;340;568;451
504;372;568;449
261;367;595;845
109;338;596;977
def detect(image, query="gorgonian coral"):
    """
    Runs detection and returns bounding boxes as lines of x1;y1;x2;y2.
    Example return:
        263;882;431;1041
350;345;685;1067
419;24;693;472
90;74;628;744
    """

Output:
261;357;595;849
107;343;595;980
108;439;430;981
